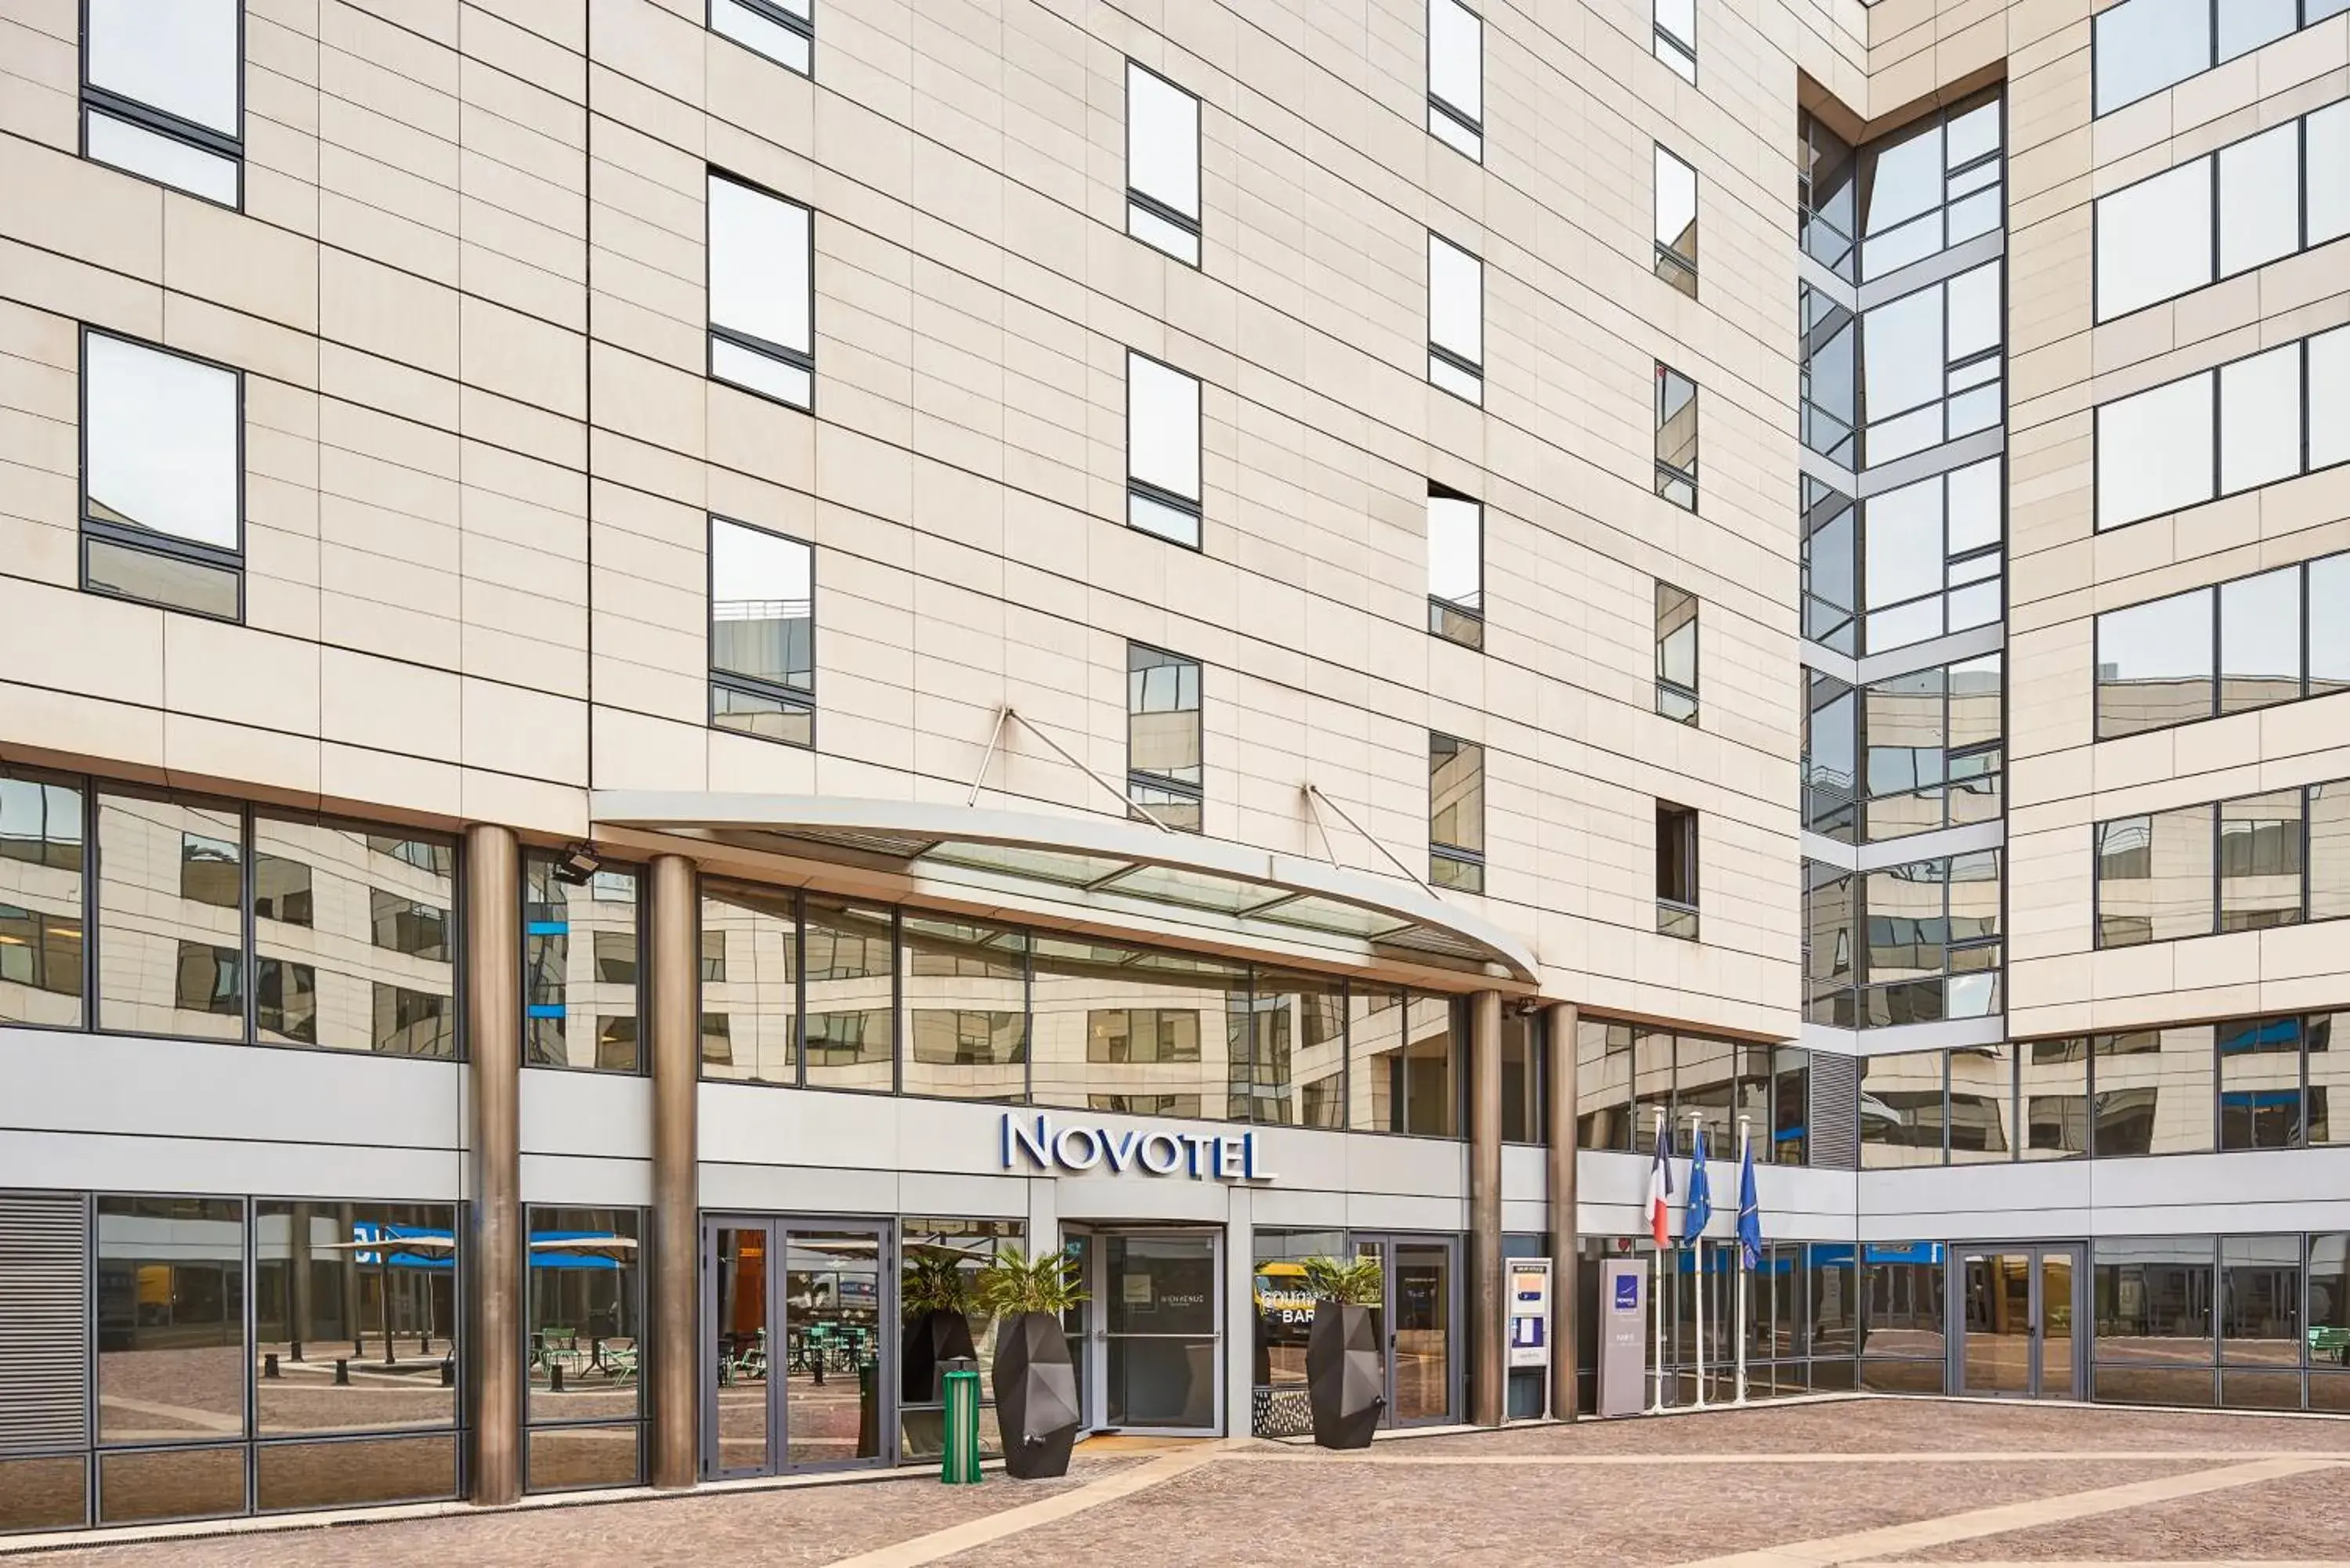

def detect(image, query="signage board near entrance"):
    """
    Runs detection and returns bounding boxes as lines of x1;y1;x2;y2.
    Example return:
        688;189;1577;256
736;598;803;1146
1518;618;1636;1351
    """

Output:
1506;1257;1552;1371
1598;1258;1647;1418
1000;1113;1278;1182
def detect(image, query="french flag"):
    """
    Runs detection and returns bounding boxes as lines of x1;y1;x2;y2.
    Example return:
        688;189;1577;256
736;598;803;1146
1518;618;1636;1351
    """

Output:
1647;1128;1674;1248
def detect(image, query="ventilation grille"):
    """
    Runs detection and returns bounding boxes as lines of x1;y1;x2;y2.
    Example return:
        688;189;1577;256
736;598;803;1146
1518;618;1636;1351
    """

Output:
0;1193;89;1453
1809;1053;1860;1170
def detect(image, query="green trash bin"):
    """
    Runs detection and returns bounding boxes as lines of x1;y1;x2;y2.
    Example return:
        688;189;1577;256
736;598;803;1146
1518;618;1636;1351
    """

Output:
941;1360;982;1485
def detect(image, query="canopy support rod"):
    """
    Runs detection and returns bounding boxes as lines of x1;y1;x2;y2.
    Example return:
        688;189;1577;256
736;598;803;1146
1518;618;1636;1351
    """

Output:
965;704;1013;807
1303;782;1435;898
985;707;1177;833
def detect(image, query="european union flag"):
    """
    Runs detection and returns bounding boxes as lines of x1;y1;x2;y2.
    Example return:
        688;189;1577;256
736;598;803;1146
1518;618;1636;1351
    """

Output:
1683;1127;1712;1241
1737;1136;1764;1272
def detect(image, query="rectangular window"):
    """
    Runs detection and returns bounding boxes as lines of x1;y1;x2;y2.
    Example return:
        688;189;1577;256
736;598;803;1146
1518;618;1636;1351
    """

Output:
525;854;642;1072
81;0;241;205
252;818;456;1057
2098;159;2212;320
2093;1027;2215;1156
2097;587;2216;738
804;896;893;1093
2020;1039;2089;1161
1853;94;2003;281
1655;583;1697;723
1032;936;1242;1119
81;331;243;621
708;0;812;76
1127;644;1202;832
1349;988;1459;1136
2218;790;2303;933
1860;260;2004;464
2093;0;2348;117
524;1206;645;1491
1656;802;1698;939
1654;364;1697;509
1426;0;1482;159
1126;63;1201;264
1126;351;1202;547
2097;323;2347;532
0;769;86;1028
2312;782;2350;923
1426;233;1484;403
1859;1051;1946;1168
708;516;814;747
2218;1017;2305;1150
2096;804;2214;947
902;915;1025;1104
1654;145;1697;297
1247;969;1347;1129
698;880;796;1084
2219;565;2300;717
1428;732;1485;893
1426;488;1484;649
1653;0;1695;81
96;792;242;1040
707;171;814;410
1856;656;2005;844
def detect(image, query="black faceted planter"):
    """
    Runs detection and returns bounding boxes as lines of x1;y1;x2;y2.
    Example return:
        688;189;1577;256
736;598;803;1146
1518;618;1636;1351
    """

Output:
992;1311;1080;1479
1305;1301;1383;1449
902;1307;979;1404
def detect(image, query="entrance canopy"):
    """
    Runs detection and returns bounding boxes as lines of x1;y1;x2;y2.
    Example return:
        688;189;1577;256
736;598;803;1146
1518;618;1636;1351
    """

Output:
591;792;1537;984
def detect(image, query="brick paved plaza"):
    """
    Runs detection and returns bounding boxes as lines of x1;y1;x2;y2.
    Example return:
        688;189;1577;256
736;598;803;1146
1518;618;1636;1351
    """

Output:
10;1400;2348;1567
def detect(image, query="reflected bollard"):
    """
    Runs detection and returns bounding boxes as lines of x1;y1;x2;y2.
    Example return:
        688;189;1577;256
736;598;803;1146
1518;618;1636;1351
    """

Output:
940;1360;982;1486
440;1360;455;1388
334;1359;350;1386
263;1353;280;1380
550;1361;566;1393
289;1339;303;1363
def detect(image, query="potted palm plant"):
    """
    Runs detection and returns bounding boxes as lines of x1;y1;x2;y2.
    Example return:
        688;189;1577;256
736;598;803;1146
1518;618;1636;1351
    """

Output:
901;1248;981;1406
974;1246;1086;1479
1303;1254;1385;1449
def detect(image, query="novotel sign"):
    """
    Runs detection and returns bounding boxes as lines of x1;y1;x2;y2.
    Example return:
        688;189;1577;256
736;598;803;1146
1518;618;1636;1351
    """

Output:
999;1113;1276;1183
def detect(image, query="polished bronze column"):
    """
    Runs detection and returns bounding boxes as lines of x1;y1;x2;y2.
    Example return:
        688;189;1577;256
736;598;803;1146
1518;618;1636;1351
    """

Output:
465;823;522;1505
648;853;701;1488
1469;989;1504;1425
1545;1002;1579;1420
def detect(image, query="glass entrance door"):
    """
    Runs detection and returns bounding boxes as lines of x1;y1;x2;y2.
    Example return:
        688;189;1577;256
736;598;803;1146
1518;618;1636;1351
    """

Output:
1956;1245;2081;1400
1094;1230;1222;1433
1355;1234;1461;1426
701;1216;895;1476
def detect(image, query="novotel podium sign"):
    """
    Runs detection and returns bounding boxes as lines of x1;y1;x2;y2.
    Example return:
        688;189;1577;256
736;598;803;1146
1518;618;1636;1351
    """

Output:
1000;1113;1276;1183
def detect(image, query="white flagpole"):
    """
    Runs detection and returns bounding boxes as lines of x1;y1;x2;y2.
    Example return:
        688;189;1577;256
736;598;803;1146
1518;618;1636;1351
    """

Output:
1735;1115;1750;1407
1650;1107;1667;1414
1687;1111;1706;1412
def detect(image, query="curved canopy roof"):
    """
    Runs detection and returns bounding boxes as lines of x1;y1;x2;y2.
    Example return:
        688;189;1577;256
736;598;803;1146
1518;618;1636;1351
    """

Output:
591;791;1538;984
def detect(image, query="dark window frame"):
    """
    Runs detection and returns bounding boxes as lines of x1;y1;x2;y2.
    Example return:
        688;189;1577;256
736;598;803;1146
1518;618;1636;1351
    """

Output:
706;0;813;78
1125;641;1204;830
1653;362;1697;511
78;327;247;625
1426;232;1485;403
1427;730;1486;894
1123;347;1206;551
705;513;816;750
522;850;645;1077
704;167;818;414
1426;484;1485;649
1124;59;1203;266
1655;800;1699;939
1426;0;1484;161
1652;142;1697;295
78;0;245;210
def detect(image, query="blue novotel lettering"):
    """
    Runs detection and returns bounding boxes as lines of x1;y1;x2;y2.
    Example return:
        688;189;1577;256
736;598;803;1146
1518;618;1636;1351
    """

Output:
999;1114;1276;1183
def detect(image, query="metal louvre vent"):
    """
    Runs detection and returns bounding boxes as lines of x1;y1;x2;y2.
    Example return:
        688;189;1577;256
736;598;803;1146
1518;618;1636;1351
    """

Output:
0;1193;89;1452
1809;1054;1860;1170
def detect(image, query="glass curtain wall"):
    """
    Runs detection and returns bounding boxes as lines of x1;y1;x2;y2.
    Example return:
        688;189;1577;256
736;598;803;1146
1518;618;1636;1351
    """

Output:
1574;1019;1806;1164
695;891;1462;1136
1797;90;2009;1049
524;1207;645;1492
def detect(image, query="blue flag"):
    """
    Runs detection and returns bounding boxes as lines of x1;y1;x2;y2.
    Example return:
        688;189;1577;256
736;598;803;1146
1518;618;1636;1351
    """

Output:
1737;1135;1764;1272
1683;1127;1712;1241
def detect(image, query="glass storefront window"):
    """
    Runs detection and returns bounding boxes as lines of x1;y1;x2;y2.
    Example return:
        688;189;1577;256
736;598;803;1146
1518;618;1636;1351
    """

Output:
898;1218;1021;1463
0;768;86;1028
1674;1033;1733;1154
803;897;894;1093
254;1201;459;1436
700;882;797;1085
2219;1236;2301;1367
1806;1244;1857;1358
525;1207;643;1449
1250;1229;1345;1435
251;818;456;1057
97;1196;245;1445
1575;1019;1635;1151
2095;1236;2215;1386
524;854;641;1072
900;916;1025;1104
1499;1009;1542;1142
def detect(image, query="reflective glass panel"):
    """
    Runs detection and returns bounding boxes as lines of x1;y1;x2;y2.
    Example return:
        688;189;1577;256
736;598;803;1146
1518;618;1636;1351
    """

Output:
1654;144;1697;293
84;334;240;552
97;1196;245;1443
2217;0;2298;62
2021;1039;2089;1160
1428;233;1483;371
86;0;240;135
782;1229;883;1465
710;0;812;76
2094;1236;2214;1367
2219;344;2305;496
2218;120;2301;277
2097;160;2212;319
1655;365;1697;508
251;818;455;1056
1126;644;1202;830
1862;285;1942;421
1427;491;1482;620
1032;936;1245;1119
254;1201;459;1433
2218;790;2303;933
524;1206;643;1428
1127;352;1201;502
1429;733;1484;858
707;173;812;357
255;1433;457;1512
2097;805;2214;947
525;857;640;1071
2310;103;2350;247
900;915;1025;1103
804;898;893;1092
2097;589;2213;737
2311;784;2350;924
1860;1052;1944;1167
1428;0;1482;150
2307;325;2350;471
85;110;239;205
2099;373;2215;529
2218;567;2301;716
96;793;244;1039
1574;1019;1635;1151
2093;0;2211;117
1247;967;1345;1129
710;518;813;692
2218;1017;2305;1151
2093;1028;2215;1155
1126;63;1199;222
699;882;797;1083
0;771;85;1028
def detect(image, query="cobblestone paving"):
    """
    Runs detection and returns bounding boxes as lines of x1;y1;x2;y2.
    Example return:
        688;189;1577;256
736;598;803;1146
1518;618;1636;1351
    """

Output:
14;1402;2349;1567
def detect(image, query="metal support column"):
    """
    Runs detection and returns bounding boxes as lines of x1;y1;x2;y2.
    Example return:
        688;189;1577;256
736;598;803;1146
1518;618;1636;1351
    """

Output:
1470;989;1504;1426
648;852;702;1488
1545;1002;1579;1421
465;823;522;1505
